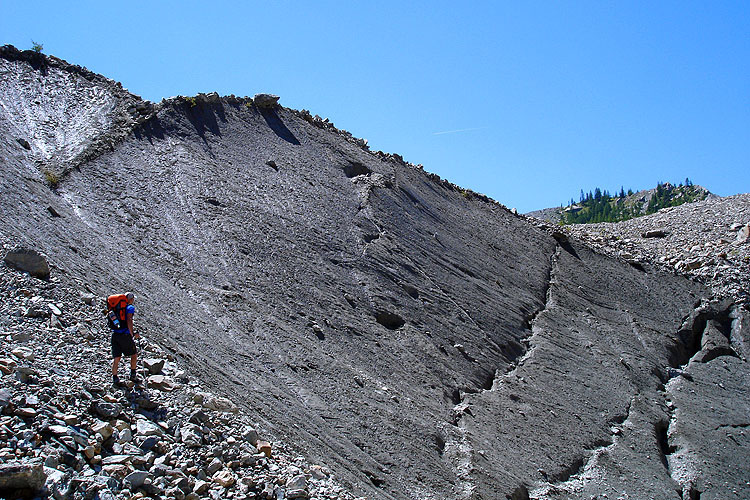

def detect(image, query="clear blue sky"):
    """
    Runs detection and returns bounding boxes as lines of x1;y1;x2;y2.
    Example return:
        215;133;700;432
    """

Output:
3;1;748;212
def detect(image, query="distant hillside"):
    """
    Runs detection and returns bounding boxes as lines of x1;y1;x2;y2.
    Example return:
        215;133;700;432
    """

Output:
527;181;712;224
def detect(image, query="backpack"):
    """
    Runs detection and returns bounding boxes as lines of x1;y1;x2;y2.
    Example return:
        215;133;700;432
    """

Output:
106;294;128;330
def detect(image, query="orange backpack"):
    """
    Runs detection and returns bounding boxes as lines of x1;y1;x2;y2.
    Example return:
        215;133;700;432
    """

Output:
106;294;128;329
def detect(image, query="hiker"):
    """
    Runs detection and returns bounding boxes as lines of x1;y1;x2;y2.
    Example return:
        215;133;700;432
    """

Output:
107;292;139;385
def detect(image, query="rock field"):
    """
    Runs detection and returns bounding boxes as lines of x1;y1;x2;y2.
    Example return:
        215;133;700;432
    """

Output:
530;193;750;307
0;254;360;500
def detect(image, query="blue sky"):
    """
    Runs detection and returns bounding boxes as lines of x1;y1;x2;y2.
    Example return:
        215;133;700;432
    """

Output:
3;1;748;212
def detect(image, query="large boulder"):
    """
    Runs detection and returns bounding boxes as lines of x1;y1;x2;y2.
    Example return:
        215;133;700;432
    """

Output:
0;462;47;496
3;246;50;279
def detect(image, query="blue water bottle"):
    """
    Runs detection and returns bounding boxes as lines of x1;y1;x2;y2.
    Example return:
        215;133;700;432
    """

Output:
108;310;121;329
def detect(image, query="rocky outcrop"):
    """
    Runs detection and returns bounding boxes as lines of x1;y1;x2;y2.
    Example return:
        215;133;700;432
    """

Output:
253;93;280;108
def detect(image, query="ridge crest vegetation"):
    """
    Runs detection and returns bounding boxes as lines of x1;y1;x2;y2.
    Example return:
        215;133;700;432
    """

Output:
560;179;709;224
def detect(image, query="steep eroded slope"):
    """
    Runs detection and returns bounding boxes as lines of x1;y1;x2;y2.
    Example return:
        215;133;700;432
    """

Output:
1;47;747;500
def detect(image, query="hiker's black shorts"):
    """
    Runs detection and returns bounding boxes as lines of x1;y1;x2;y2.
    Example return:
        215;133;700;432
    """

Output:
111;332;136;358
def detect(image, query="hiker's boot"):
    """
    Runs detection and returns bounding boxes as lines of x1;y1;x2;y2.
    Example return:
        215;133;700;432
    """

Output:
130;369;138;382
112;374;120;386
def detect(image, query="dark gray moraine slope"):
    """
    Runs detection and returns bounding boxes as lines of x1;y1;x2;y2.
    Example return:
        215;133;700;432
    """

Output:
1;45;747;499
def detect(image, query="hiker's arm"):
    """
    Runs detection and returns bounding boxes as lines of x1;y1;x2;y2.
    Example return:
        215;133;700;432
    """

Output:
128;315;138;339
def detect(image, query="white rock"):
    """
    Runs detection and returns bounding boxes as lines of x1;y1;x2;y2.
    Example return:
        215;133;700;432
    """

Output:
736;223;750;243
119;428;132;443
212;469;235;487
92;421;114;440
136;420;163;437
180;423;203;448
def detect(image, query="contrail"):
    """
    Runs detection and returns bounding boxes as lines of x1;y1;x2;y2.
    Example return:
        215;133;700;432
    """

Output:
432;126;487;136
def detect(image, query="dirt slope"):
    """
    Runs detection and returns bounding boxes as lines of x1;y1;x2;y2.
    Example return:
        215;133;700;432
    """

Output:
1;45;748;500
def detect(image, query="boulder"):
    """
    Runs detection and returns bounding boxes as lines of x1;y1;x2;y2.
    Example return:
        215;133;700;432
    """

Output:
11;347;34;361
201;395;237;412
3;247;50;280
253;93;280;107
241;425;259;445
193;480;210;494
0;462;47;495
22;305;47;318
47;425;71;436
90;400;121;419
188;409;208;424
641;229;668;238
11;332;31;342
180;423;203;447
92;421;114;440
0;358;16;375
309;465;327;480
286;474;307;490
212;469;235;487
256;440;272;457
147;374;173;391
0;389;12;411
736;223;750;243
695;319;736;362
139;436;159;451
15;366;37;383
136;419;163;437
49;313;64;329
118;428;132;443
124;470;149;490
135;394;159;410
685;259;703;270
206;457;223;475
43;466;70;500
144;358;165;374
15;407;38;418
101;454;132;465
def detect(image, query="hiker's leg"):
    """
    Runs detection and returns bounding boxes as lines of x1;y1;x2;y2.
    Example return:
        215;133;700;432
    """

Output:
130;353;137;370
112;356;121;375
